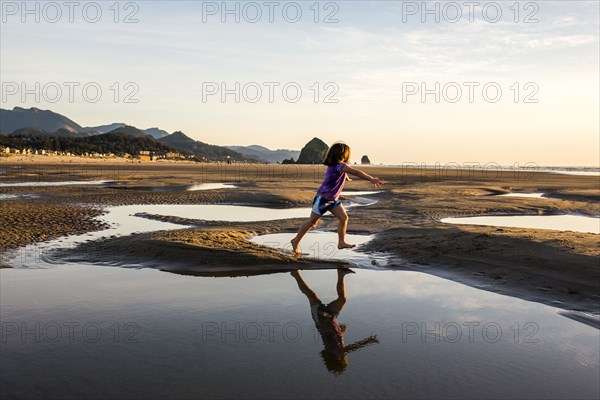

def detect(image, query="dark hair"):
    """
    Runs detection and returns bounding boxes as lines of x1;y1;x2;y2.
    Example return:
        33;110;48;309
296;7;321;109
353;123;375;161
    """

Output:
320;350;348;374
323;142;351;166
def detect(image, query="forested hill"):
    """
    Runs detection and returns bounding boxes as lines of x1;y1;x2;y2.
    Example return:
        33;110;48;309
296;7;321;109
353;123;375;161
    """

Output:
0;132;177;156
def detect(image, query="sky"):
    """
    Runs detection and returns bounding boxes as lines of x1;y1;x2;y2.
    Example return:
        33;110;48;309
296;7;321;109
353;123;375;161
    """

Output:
1;0;599;166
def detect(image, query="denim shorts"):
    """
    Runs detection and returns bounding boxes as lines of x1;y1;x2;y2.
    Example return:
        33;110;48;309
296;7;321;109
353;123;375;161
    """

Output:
311;194;342;216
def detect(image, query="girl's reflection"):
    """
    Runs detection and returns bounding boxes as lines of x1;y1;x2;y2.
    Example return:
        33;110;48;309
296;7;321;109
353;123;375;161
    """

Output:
291;269;379;374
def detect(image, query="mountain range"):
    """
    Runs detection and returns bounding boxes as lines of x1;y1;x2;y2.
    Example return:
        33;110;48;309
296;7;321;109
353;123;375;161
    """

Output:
225;145;300;163
0;107;332;163
1;107;83;134
1;108;172;140
157;132;246;160
81;123;169;139
0;107;251;161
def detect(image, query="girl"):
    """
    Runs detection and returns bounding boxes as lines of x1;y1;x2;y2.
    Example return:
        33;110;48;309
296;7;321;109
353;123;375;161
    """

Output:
291;268;379;374
290;142;384;255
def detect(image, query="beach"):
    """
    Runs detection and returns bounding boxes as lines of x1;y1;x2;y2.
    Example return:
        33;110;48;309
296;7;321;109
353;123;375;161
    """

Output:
1;156;599;313
3;2;598;396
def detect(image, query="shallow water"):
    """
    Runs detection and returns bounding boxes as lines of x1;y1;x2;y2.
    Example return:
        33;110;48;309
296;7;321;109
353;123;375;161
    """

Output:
5;202;383;270
0;180;113;187
0;193;39;200
543;170;600;177
442;214;600;234
110;203;312;226
2;193;599;398
378;165;600;177
251;231;390;267
186;182;236;191
1;265;598;400
4;203;314;268
109;182;237;192
341;190;383;196
499;192;545;198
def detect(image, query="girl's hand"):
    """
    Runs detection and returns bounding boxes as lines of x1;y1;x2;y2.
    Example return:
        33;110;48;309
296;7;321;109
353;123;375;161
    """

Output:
371;177;384;187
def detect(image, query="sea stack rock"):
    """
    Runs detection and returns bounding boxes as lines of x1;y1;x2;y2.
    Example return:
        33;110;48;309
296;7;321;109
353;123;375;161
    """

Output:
296;137;329;164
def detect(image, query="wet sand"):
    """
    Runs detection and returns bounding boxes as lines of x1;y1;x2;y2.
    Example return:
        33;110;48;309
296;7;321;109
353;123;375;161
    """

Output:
1;158;598;312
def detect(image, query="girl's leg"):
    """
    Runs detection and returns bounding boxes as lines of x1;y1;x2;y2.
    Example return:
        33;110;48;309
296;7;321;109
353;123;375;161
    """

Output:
291;270;321;305
326;268;354;314
329;204;356;249
291;213;321;255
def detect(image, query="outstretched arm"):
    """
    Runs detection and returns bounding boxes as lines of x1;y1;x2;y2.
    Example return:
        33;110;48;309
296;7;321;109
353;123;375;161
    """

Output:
342;165;384;187
343;335;380;353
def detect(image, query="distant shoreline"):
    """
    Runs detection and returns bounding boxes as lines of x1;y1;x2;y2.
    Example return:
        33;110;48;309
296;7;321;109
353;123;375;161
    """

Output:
365;164;600;176
2;154;599;175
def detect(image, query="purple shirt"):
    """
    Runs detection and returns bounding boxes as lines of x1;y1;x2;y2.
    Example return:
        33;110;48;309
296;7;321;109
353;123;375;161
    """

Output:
317;162;347;201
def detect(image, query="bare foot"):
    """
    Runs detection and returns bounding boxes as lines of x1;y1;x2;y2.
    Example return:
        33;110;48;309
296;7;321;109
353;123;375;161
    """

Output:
290;238;302;255
338;242;356;250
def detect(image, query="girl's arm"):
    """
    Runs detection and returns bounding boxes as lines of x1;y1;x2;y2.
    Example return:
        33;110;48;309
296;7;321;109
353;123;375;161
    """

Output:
342;165;384;186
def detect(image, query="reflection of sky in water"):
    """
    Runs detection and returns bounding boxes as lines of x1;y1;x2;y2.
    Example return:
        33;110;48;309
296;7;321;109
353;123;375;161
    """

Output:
95;204;312;239
7;205;310;268
499;192;545;198
341;190;383;196
129;182;238;192
0;193;39;200
442;215;600;234
111;203;311;223
0;180;112;187
543;170;600;177
4;195;379;267
6;204;377;269
1;266;598;399
2;199;598;398
251;231;380;267
186;182;236;191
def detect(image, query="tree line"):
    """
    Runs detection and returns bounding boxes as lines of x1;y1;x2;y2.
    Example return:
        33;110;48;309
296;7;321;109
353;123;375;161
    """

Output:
0;133;179;156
